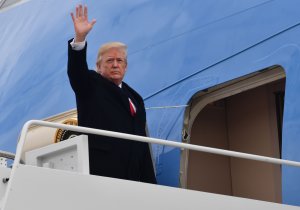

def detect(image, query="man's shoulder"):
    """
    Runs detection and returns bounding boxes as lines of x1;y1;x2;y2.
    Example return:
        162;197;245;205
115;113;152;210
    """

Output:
88;71;108;85
91;72;121;90
89;70;99;76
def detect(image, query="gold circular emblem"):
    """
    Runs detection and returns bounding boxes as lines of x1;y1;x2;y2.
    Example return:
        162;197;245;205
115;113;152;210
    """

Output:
54;118;79;143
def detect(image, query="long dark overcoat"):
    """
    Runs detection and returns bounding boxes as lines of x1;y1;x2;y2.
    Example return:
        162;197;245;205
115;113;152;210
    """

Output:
67;40;156;184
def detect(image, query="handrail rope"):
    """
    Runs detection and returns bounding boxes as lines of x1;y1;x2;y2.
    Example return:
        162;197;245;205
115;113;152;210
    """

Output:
145;105;188;110
143;21;300;101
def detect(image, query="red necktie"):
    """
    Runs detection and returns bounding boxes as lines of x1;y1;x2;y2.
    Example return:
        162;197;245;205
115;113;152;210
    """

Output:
129;98;136;116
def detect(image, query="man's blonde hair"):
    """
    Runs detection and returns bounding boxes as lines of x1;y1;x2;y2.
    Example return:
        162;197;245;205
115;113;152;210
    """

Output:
96;42;128;65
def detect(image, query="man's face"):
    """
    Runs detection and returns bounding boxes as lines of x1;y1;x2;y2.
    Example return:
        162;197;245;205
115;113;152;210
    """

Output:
97;48;127;85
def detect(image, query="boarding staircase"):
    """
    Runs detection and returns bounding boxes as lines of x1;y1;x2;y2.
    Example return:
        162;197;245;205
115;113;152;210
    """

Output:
1;120;300;210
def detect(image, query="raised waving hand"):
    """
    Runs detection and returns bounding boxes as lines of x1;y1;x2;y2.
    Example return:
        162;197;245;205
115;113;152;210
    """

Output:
71;4;96;42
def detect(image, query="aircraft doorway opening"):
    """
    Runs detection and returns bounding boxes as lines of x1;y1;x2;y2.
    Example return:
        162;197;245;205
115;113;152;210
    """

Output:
180;66;285;203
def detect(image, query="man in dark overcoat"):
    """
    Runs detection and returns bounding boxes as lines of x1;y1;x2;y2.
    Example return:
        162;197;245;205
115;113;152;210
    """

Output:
68;4;157;184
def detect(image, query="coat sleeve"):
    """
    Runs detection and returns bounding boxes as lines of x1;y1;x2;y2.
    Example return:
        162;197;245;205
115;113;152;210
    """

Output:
67;39;91;94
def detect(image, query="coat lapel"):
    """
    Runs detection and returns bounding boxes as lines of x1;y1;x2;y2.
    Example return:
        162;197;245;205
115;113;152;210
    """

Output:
122;82;142;117
122;84;137;116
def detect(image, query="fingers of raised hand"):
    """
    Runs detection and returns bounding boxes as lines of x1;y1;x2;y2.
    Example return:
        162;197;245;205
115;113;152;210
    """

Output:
71;12;75;22
75;5;79;18
90;18;96;27
78;4;83;17
84;5;88;18
71;4;95;28
74;4;86;19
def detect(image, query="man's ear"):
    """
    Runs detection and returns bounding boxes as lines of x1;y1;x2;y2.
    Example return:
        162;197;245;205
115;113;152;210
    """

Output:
96;63;101;73
125;62;128;71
